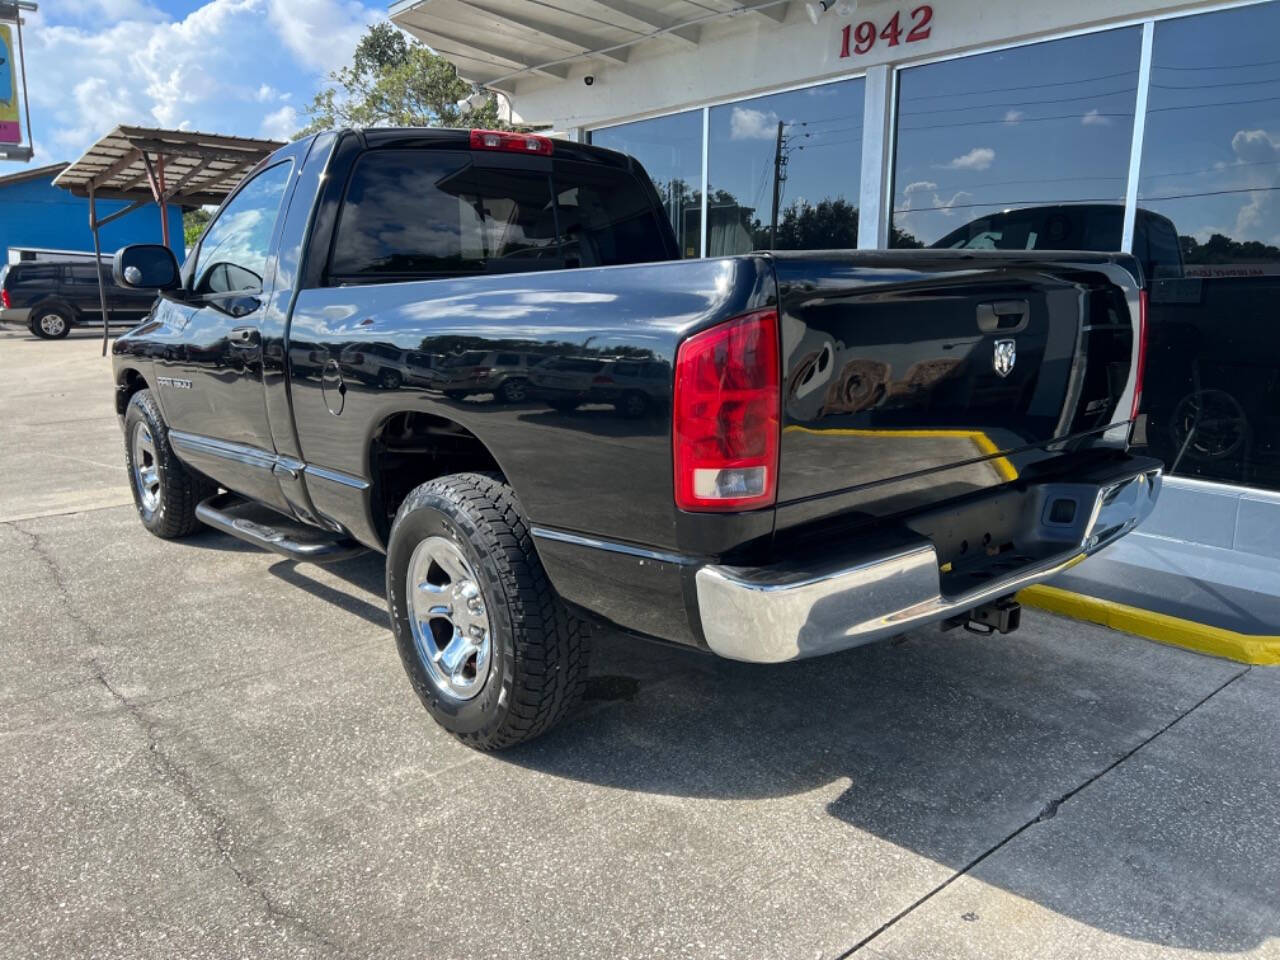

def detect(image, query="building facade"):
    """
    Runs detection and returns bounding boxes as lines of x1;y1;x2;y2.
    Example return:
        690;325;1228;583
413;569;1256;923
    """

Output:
393;0;1280;634
0;162;185;261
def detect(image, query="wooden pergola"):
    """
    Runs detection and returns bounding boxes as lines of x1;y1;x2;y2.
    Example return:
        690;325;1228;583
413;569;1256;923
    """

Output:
51;125;284;354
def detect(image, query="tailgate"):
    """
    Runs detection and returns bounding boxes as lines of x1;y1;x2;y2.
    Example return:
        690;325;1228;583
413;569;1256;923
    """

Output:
773;250;1140;526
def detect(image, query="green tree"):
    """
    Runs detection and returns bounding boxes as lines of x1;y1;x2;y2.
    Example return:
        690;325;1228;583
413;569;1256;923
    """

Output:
183;207;211;250
296;22;506;137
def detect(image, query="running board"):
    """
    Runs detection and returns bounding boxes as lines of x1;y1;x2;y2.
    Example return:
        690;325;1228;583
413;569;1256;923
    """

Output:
195;492;366;563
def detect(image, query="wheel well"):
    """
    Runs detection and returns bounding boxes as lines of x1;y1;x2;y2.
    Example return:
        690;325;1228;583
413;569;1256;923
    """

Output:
116;367;149;416
33;297;78;320
369;410;503;541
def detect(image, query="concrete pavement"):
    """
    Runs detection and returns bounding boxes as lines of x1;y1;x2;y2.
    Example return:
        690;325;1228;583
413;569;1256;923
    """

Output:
1;327;1276;959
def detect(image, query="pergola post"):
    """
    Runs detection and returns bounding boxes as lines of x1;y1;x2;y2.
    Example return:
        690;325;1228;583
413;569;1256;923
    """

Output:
88;184;113;358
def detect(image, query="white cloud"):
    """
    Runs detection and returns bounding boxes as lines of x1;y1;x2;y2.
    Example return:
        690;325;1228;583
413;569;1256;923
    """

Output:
944;147;994;171
261;104;299;141
729;106;781;141
1003;110;1023;126
7;0;376;169
901;179;972;216
265;0;379;73
1081;109;1111;127
1230;128;1279;164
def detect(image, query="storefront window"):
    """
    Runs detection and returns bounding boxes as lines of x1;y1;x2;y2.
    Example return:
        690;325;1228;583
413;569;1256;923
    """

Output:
890;28;1141;249
1132;1;1280;491
706;78;864;256
590;110;704;258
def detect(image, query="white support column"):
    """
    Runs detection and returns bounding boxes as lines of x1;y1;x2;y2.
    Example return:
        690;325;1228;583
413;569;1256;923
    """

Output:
1122;21;1155;254
858;64;893;249
700;106;710;257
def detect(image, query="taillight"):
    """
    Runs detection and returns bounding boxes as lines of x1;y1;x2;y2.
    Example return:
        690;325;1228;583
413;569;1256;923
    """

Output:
0;288;9;309
592;374;614;384
673;307;780;512
1131;289;1148;419
474;367;491;376
469;129;554;156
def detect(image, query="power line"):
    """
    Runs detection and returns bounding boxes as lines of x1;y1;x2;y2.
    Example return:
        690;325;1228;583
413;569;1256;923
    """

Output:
1151;75;1280;91
899;69;1138;102
892;196;1124;214
1154;55;1280;72
900;86;1138;118
892;184;1280;216
897;111;1134;132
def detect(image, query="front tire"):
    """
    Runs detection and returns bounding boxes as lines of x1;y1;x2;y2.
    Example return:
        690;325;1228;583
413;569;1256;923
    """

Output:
386;473;589;750
123;389;214;538
31;307;72;339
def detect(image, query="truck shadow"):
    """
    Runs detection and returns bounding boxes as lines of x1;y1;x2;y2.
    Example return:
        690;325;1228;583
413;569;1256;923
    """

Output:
235;542;1272;954
506;629;1273;954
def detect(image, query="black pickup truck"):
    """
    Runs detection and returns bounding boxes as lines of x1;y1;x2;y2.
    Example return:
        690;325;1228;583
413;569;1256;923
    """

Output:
110;128;1161;749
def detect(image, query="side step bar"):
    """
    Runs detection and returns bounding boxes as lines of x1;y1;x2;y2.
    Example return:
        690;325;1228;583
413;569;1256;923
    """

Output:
195;492;366;563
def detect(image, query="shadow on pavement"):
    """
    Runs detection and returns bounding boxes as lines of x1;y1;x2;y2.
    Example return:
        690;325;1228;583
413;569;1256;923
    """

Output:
211;529;1275;954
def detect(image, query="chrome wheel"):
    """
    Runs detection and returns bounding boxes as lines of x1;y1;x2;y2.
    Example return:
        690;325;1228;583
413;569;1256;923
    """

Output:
131;421;161;513
38;313;67;337
406;536;492;701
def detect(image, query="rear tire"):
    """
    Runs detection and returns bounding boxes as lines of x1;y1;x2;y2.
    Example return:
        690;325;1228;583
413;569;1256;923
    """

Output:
386;472;589;750
498;378;529;404
30;306;72;339
123;389;214;538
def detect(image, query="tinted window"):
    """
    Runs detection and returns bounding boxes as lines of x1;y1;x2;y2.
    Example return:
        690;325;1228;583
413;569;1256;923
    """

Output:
495;353;520;365
66;266;102;285
892;28;1141;248
545;358;604;373
708;78;865;255
331;151;560;279
1129;1;1280;492
13;265;56;285
194;161;292;295
554;161;671;266
591;110;703;258
935;205;1125;252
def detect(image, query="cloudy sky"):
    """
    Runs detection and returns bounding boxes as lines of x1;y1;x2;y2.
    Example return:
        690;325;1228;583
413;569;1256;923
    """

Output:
1;0;383;171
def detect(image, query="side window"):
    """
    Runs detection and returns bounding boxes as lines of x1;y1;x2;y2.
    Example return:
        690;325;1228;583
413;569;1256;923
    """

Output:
15;265;56;286
329;150;561;281
495;353;521;365
193;161;293;296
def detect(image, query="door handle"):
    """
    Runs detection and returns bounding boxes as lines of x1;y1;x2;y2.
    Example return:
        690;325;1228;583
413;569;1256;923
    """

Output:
976;300;1030;334
229;326;260;348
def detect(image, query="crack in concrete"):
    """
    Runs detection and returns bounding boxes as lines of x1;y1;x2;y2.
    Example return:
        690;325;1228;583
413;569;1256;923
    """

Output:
7;519;349;957
836;665;1253;958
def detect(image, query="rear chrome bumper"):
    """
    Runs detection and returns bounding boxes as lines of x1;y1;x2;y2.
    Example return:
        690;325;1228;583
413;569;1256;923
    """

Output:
696;460;1162;663
0;308;31;324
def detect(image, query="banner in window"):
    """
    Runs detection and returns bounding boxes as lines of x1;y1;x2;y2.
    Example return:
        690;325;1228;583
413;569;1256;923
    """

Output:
0;25;19;144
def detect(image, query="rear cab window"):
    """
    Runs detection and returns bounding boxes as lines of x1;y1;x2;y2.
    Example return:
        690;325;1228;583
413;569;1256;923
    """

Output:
327;147;672;285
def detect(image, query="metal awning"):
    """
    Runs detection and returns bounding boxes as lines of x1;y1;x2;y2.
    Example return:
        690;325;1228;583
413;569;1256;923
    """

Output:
51;125;284;355
389;0;793;91
52;125;284;208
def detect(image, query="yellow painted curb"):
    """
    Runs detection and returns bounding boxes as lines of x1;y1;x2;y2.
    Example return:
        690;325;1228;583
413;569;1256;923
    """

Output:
1019;584;1280;666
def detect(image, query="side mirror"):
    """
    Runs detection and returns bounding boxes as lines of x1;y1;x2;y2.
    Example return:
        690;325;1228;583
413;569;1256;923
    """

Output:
113;244;180;291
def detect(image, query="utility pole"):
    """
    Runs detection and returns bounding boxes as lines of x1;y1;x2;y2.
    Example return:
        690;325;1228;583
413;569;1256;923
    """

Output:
770;120;787;250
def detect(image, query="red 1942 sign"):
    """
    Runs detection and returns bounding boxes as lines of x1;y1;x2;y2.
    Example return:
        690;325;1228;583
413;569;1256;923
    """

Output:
839;5;933;58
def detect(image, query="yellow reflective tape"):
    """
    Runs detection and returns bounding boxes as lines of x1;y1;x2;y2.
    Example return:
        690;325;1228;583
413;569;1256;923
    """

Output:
1019;584;1280;666
783;425;1020;482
